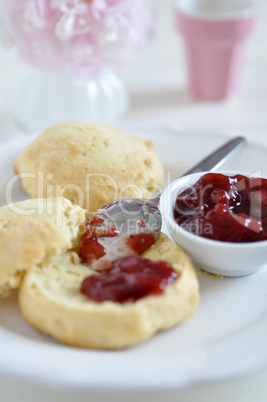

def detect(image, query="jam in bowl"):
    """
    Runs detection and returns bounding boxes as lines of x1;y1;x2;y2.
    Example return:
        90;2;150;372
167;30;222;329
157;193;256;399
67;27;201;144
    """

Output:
173;172;267;243
159;171;267;277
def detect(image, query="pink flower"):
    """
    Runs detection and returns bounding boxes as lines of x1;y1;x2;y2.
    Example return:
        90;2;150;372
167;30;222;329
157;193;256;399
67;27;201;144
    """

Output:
0;0;155;80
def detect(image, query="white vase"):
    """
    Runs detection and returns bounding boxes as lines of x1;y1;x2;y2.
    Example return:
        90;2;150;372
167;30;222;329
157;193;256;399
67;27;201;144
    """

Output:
9;65;129;132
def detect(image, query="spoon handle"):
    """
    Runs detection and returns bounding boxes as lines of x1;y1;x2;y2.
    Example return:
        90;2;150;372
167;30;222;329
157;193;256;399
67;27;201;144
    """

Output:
149;136;246;207
182;136;246;176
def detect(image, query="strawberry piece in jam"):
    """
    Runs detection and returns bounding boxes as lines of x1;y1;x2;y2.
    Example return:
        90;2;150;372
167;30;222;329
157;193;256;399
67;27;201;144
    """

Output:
125;232;156;254
79;211;119;266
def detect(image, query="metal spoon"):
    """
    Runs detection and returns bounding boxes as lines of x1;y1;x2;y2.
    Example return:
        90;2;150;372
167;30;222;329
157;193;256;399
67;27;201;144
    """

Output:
81;136;246;270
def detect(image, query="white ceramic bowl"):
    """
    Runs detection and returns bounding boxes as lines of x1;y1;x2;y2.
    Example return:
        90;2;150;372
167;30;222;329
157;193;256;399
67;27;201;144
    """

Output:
159;171;267;277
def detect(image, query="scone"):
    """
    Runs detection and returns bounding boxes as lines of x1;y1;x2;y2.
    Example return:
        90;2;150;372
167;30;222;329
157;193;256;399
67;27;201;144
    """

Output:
0;197;86;298
14;122;165;213
0;197;198;349
19;233;199;349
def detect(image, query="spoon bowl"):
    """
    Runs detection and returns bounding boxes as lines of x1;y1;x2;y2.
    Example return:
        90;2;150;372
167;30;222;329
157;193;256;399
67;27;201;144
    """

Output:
160;170;267;277
81;198;162;271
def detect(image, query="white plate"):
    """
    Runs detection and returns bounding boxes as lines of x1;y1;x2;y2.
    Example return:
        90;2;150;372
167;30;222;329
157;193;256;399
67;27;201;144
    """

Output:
0;124;267;395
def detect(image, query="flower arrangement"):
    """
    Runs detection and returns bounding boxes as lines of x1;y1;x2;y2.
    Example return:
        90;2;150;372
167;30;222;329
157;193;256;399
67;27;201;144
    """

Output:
0;0;155;81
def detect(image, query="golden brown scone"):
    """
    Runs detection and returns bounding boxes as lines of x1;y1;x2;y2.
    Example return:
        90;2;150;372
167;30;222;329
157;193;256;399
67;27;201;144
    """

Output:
14;122;164;213
0;197;86;298
19;234;199;349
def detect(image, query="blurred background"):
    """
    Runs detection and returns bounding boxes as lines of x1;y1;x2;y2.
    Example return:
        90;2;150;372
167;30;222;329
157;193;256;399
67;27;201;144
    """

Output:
0;0;266;140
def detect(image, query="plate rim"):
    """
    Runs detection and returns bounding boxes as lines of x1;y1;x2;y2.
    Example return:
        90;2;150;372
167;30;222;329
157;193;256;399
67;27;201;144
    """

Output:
0;123;267;391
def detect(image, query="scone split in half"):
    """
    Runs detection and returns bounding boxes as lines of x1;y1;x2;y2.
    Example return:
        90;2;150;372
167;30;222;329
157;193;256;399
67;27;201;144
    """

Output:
0;197;199;349
19;233;199;349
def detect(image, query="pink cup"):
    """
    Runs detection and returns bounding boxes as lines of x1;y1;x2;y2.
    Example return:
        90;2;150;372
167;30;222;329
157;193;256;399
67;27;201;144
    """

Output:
175;0;256;100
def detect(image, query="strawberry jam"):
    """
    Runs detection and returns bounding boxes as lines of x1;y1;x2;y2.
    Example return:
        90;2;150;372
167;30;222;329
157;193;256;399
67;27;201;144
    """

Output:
79;211;157;270
174;173;267;242
80;256;178;303
125;232;156;254
79;212;119;266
